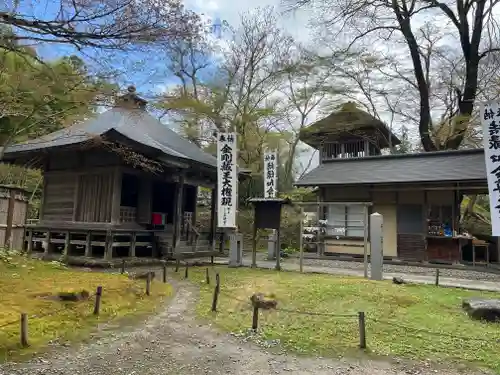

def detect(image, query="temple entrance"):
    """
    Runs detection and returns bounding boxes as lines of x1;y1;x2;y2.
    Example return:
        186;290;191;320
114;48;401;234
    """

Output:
152;181;176;226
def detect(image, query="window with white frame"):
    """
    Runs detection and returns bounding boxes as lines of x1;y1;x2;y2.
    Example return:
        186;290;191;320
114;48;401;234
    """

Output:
326;204;365;237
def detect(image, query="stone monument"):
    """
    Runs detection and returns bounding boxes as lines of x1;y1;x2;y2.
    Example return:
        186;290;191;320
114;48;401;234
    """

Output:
369;212;384;280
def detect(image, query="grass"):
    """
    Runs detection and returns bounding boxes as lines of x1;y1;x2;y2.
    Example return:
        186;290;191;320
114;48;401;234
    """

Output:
0;254;172;361
180;266;500;372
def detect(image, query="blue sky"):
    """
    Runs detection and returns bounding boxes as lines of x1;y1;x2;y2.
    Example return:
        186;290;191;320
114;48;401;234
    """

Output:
7;0;320;170
16;0;313;97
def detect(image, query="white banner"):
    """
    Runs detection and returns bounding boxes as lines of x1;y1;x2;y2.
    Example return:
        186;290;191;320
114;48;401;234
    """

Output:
217;132;238;228
481;101;500;235
264;150;277;198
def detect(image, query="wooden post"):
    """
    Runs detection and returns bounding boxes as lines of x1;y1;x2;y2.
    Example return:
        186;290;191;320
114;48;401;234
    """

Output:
93;286;102;315
252;306;259;330
110;167;122;225
275;228;281;271
121;259;126;274
299;207;304;273
358;312;366;349
172;174;185;254
175;258;180;272
146;272;152;296
26;229;33;257
209;188;217;250
363;206;369;279
104;230;113;260
129;232;137;257
162;261;167;283
43;230;50;257
251;225;258;268
219;232;225;253
84;231;91;257
20;313;29;347
206;268;210;284
64;231;71;258
211;273;220;312
184;263;189;279
4;188;16;249
435;268;440;286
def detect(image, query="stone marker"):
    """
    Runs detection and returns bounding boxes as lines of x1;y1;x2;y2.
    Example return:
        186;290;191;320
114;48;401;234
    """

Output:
462;298;500;322
267;232;276;260
370;212;384;281
392;277;405;285
229;233;243;267
250;293;278;310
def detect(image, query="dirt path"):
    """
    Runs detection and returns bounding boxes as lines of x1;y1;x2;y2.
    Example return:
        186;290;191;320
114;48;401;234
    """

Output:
0;280;486;375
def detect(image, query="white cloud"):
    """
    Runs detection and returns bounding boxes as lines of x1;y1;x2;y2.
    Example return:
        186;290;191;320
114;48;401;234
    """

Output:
184;0;314;43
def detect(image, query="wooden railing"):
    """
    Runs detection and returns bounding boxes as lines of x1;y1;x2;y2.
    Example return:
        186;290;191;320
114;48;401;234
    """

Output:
24;226;157;259
183;218;200;245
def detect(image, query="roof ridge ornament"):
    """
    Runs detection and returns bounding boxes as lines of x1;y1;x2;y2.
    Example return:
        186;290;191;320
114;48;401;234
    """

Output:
115;84;147;110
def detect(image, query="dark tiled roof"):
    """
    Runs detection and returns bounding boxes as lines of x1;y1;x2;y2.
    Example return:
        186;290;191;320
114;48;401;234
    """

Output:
295;149;486;186
3;108;217;169
299;103;401;149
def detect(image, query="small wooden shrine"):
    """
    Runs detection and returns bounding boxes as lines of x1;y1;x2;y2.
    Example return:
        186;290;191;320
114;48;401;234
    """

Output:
3;86;220;263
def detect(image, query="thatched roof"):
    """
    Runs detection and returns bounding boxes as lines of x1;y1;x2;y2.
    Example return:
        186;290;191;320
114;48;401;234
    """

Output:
300;102;401;149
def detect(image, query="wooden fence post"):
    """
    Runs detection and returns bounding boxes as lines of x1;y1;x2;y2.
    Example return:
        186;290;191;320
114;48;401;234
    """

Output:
20;313;29;347
211;273;220;312
175;258;180;272
121;259;126;274
252;306;259;330
146;272;152;296
184;263;189;279
358;311;366;349
435;269;440;286
93;286;102;315
206;268;210;284
162;262;167;283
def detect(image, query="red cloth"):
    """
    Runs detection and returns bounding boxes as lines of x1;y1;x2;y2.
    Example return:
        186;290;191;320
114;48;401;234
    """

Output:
151;212;164;225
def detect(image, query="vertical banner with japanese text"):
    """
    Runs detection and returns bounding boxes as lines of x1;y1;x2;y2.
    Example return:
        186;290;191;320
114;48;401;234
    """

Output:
217;132;238;228
481;101;500;235
264;150;278;198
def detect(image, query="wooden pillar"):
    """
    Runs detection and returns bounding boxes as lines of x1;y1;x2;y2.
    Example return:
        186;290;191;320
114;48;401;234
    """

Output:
63;231;70;257
110;167;122;225
192;186;198;228
84;231;91;257
172;173;185;253
104;230;113;260
4;188;16;249
72;175;80;221
209;188;217;250
26;229;33;255
39;172;47;222
364;139;369;156
43;230;50;256
129;232;136;257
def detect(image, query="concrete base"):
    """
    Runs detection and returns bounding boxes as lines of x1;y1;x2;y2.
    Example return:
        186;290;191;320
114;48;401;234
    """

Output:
229;233;243;267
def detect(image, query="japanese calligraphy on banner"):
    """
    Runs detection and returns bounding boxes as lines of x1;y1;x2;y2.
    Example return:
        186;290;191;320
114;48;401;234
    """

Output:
264;150;277;198
481;101;500;235
217;132;238;228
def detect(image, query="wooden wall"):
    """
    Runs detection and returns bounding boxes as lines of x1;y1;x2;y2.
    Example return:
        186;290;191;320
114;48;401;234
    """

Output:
76;173;113;222
40;147;212;226
0;187;28;249
42;174;76;221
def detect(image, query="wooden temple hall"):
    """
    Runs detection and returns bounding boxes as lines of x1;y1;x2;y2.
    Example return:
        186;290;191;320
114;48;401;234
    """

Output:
2;86;225;261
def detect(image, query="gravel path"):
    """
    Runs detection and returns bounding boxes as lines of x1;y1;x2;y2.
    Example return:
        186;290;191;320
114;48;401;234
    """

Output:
0;279;489;375
280;256;500;282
